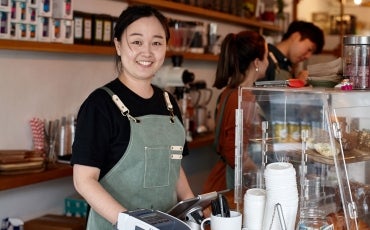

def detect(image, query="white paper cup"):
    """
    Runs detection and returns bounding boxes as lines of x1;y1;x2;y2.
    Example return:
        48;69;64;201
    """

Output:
200;211;242;230
263;162;299;230
244;188;266;230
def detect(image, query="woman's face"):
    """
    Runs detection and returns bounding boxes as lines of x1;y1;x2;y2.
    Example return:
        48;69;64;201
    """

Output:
114;16;167;82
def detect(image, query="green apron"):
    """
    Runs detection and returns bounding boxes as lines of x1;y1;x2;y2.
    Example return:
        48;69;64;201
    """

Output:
274;68;292;81
86;87;185;230
269;51;293;81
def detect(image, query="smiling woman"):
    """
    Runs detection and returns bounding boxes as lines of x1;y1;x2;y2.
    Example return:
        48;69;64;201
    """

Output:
70;5;195;230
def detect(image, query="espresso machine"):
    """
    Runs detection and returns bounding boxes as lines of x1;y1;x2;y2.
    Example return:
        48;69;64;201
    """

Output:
189;80;213;134
152;55;195;141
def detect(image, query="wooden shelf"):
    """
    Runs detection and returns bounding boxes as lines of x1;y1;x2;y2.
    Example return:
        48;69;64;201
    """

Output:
0;134;213;192
0;0;282;60
0;39;116;55
0;39;219;61
0;163;73;191
126;0;283;33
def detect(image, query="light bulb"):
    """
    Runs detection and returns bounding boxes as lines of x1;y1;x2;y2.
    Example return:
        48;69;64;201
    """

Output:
354;0;362;5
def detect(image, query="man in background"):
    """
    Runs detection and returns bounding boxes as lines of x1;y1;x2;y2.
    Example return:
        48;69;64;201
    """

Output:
262;20;325;82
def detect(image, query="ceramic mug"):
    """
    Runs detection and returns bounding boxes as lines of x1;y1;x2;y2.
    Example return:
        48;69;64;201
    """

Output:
200;211;242;230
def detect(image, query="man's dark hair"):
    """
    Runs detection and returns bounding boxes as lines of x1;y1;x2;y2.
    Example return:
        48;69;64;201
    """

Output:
282;20;324;54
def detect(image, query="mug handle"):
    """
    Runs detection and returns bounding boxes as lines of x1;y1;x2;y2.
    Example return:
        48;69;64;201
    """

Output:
200;217;211;230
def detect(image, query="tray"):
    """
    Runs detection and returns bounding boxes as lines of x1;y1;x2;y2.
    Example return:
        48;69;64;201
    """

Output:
0;150;45;164
0;150;46;175
0;167;45;175
261;143;370;165
0;161;44;171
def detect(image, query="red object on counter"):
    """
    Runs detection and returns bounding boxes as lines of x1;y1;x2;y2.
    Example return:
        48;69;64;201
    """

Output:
287;79;305;88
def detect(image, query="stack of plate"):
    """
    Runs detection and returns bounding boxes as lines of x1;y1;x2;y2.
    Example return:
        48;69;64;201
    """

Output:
0;150;45;175
307;58;343;88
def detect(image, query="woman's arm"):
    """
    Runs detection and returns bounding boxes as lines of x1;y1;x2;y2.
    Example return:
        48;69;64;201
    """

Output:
73;164;127;224
175;166;195;201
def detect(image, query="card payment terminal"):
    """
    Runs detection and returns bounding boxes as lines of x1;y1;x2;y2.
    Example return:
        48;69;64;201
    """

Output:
117;208;191;230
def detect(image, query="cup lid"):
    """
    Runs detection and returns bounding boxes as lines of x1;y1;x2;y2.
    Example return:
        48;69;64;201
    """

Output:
343;35;370;45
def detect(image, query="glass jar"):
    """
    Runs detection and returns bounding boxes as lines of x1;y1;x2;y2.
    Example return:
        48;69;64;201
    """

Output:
342;36;370;89
297;208;333;230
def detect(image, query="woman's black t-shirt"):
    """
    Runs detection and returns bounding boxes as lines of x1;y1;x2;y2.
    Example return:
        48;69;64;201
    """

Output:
71;78;187;179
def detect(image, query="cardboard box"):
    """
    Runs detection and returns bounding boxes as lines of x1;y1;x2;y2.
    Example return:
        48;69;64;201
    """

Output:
52;0;72;19
26;0;37;8
8;22;33;40
37;15;51;41
24;214;86;230
51;17;61;42
38;0;52;17
62;19;73;43
10;0;27;23
64;194;87;217
0;0;10;11
0;11;10;38
73;10;92;44
27;5;37;23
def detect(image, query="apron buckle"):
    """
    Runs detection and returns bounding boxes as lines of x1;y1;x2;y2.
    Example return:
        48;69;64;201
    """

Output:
121;111;140;123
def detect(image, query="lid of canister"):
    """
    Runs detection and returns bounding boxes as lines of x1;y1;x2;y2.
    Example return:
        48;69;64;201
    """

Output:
343;35;370;45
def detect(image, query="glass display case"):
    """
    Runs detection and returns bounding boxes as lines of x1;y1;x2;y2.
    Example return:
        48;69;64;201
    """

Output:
235;87;370;229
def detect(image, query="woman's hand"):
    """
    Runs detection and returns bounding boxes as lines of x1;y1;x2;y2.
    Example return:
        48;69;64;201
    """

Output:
73;164;126;224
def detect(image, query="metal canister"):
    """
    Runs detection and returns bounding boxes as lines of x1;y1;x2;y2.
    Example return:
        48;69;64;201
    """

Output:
300;121;311;138
273;121;288;143
343;36;370;89
288;121;300;142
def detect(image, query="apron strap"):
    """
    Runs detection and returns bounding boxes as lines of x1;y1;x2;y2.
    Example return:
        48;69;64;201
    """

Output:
214;89;235;150
164;91;175;123
101;86;140;123
101;86;176;123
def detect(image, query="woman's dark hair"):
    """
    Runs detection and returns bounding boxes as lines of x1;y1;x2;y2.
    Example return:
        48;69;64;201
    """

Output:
213;30;266;89
282;20;324;54
113;5;170;73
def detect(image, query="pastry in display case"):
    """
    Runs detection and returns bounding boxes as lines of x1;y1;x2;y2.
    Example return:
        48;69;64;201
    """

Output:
234;87;370;230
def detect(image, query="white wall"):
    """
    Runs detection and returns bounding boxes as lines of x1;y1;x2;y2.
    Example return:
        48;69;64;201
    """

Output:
0;0;127;221
0;177;75;221
296;0;370;67
297;0;370;53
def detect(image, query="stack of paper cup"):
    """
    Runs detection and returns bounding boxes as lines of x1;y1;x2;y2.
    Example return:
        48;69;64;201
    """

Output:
244;188;266;230
263;162;299;230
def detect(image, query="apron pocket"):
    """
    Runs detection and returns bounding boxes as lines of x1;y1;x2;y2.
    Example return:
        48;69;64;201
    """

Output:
143;146;183;188
144;146;170;188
